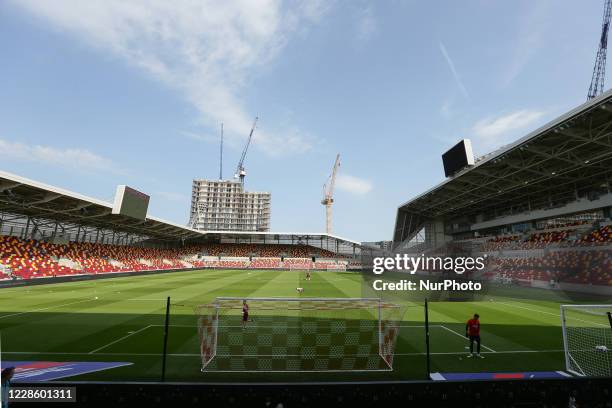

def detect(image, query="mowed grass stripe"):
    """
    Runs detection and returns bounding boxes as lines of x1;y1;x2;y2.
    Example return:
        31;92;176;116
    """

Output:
163;270;289;376
429;301;563;352
162;270;286;356
0;269;236;314
80;270;276;355
0;270;575;382
316;271;363;298
0;270;270;353
428;302;518;352
320;274;460;356
0;269;240;333
0;298;97;320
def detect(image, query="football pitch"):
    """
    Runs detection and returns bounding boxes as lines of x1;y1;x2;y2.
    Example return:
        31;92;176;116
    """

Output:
0;269;602;382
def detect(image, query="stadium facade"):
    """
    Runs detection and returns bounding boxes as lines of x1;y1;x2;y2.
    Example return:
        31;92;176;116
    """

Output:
393;90;612;251
0;169;359;258
189;179;271;232
390;90;612;300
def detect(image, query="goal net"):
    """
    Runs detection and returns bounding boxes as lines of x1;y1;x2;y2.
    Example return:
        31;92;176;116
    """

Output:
560;304;612;377
196;297;403;372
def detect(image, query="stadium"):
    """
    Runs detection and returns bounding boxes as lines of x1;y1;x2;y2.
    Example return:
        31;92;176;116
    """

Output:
0;90;610;406
1;2;612;407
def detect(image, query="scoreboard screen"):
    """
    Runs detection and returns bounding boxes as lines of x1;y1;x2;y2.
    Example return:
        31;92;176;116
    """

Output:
442;139;475;178
112;185;150;220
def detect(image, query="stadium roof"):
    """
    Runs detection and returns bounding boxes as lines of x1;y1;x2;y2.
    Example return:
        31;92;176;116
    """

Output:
395;89;612;242
0;169;359;246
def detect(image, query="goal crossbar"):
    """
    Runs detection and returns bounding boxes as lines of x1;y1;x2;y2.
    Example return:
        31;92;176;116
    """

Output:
207;297;400;311
214;297;383;301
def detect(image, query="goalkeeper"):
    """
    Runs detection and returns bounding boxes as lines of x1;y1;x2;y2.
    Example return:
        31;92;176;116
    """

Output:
465;313;484;358
242;299;250;329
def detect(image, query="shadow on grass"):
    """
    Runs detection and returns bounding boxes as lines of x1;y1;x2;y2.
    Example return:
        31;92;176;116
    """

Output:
0;306;572;383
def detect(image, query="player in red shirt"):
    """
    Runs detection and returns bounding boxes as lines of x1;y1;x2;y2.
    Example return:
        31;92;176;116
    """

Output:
465;313;484;358
242;300;249;329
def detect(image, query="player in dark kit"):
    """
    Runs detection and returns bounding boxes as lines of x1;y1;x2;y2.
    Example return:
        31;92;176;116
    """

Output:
242;300;249;329
465;313;484;358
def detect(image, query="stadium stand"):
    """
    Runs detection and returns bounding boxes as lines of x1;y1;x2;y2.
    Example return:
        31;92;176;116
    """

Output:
0;234;354;279
410;216;612;289
0;168;361;282
489;249;612;286
283;258;313;269
250;257;282;268
201;243;341;258
576;224;612;245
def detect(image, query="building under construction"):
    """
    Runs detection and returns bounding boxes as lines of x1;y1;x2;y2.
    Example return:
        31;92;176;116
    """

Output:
189;179;271;232
188;117;271;232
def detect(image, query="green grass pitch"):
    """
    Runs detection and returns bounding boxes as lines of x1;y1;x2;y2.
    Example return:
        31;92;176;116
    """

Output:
0;269;601;382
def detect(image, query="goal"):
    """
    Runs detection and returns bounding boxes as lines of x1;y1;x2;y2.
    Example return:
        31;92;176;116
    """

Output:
196;297;403;372
560;304;612;377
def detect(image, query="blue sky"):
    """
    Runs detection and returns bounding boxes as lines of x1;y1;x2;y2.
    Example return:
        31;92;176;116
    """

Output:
0;1;604;241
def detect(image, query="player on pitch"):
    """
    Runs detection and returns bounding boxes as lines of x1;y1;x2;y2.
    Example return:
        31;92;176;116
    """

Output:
242;299;250;329
465;313;484;358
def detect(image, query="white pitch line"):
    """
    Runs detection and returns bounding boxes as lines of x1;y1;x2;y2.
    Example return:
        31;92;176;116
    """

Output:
495;301;609;327
0;349;566;357
5;351;200;357
149;324;432;329
88;325;152;354
0;299;96;320
438;325;496;352
123;299;168;302
397;349;565;356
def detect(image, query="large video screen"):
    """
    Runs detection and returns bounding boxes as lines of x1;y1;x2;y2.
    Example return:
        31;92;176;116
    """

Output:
112;185;150;220
442;139;474;177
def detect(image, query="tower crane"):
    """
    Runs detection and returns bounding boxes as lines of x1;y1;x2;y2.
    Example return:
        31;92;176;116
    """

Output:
234;117;258;184
321;154;340;234
588;0;612;99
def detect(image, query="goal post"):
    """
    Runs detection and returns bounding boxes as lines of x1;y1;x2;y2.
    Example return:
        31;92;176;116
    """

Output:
560;304;612;377
196;297;404;372
195;304;219;369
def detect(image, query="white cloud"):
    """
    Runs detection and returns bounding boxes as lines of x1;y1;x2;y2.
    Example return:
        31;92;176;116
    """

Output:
439;41;470;101
336;174;372;195
355;6;378;44
472;109;545;149
10;0;329;155
0;138;121;173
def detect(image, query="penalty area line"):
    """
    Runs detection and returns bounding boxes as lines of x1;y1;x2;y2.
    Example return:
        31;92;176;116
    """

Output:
88;325;152;354
148;324;433;329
